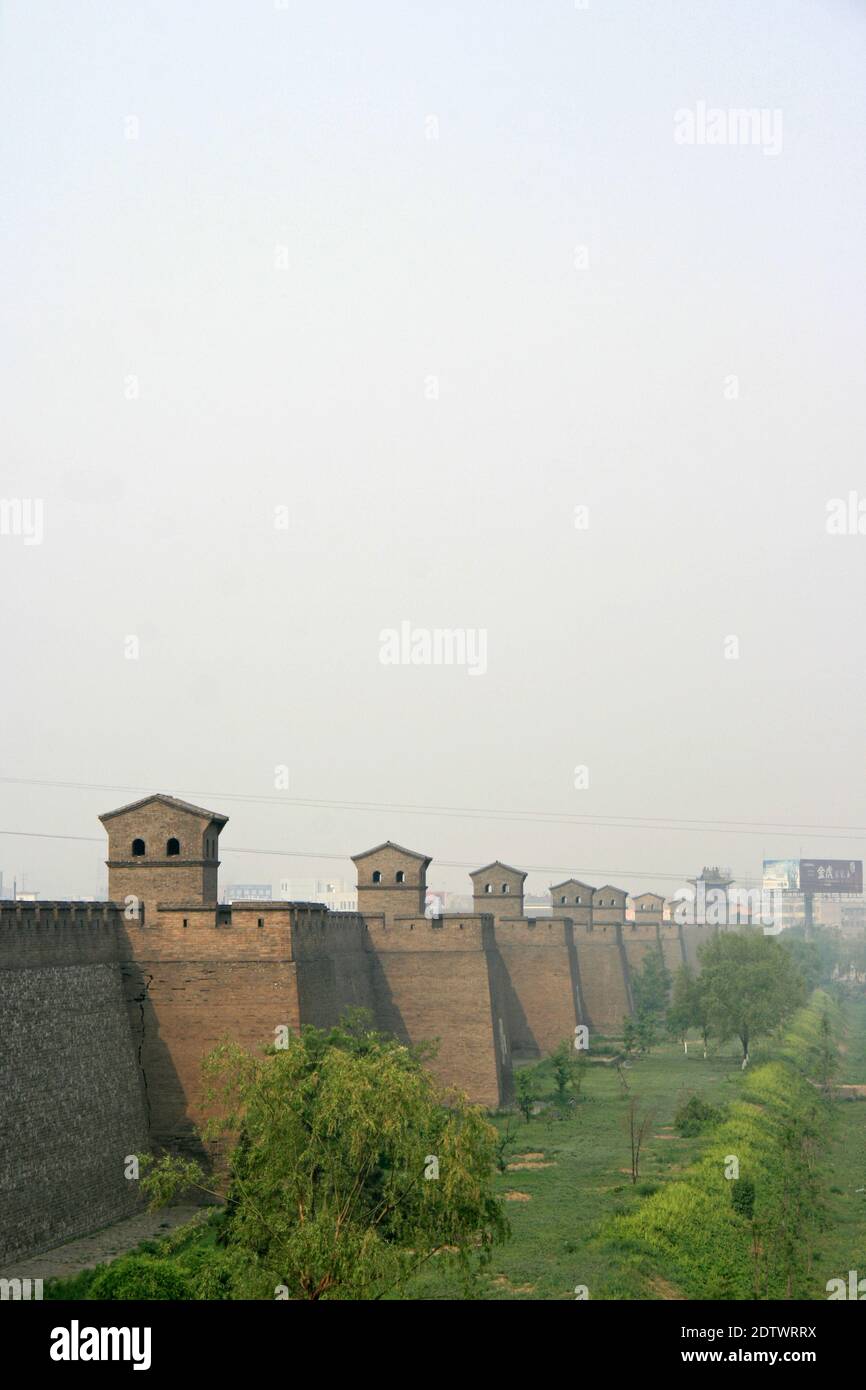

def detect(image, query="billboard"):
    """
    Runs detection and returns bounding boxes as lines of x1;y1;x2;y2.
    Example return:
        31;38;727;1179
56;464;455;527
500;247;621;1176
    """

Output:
763;859;800;892
799;859;863;895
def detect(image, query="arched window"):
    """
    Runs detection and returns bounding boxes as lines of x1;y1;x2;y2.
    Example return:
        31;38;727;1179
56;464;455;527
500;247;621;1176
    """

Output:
502;883;509;893
132;838;145;857
485;883;493;894
396;870;405;883
560;895;567;905
166;838;180;857
372;870;382;884
575;896;581;904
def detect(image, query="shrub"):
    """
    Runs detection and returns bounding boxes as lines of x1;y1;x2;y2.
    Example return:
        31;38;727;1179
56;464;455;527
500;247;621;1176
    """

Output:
88;1254;193;1301
674;1094;725;1137
730;1176;755;1221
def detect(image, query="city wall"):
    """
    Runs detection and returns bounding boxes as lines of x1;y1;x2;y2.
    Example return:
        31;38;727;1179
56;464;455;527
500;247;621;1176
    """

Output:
0;908;149;1264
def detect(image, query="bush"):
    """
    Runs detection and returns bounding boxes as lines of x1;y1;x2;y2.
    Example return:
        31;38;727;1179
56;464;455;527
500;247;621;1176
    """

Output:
674;1094;725;1137
88;1255;193;1301
730;1176;755;1221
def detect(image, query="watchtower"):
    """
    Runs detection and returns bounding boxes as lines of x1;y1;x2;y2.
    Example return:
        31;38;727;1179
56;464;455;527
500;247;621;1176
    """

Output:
469;861;527;924
592;884;628;925
550;878;595;928
631;891;665;925
99;793;227;922
352;841;431;924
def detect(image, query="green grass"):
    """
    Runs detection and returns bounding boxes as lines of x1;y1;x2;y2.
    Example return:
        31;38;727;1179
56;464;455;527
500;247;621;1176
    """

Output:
402;1036;755;1300
809;996;866;1296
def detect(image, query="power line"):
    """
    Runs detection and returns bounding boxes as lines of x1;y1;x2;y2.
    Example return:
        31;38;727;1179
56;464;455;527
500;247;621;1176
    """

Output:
1;775;864;844
0;826;763;886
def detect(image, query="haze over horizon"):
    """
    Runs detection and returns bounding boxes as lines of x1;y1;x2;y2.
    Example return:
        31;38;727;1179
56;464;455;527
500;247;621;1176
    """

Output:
2;1;865;900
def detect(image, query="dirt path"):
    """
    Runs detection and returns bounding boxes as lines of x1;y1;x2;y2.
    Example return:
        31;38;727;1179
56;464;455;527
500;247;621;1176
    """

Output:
0;1205;203;1284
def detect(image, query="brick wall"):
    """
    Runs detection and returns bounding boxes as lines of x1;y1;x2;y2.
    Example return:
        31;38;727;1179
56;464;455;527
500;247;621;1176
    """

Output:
493;918;581;1057
658;922;687;977
573;924;632;1035
0;915;149;1264
364;914;511;1108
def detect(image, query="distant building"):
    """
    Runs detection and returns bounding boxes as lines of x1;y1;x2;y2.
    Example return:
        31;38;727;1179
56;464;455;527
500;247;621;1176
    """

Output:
279;878;357;912
524;893;552;916
224;883;273;903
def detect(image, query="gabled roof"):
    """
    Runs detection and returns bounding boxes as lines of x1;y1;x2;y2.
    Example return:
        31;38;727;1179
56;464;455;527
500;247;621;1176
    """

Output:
470;861;527;882
632;891;665;903
99;793;228;826
593;884;627;897
351;840;432;867
549;877;596;894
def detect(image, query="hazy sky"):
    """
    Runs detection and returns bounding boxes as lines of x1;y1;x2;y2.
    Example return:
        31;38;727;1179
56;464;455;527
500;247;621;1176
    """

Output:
2;0;865;901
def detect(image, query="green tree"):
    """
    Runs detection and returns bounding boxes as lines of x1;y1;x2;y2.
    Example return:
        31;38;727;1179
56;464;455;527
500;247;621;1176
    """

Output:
625;1096;655;1184
635;1009;657;1055
697;930;806;1066
631;951;672;1018
780;936;824;993
515;1068;537;1123
668;963;714;1057
550;1039;574;1107
141;1014;508;1300
622;1015;639;1059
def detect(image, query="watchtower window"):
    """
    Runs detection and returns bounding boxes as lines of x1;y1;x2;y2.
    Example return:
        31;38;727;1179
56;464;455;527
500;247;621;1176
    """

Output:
167;838;180;857
502;883;509;893
560;895;567;905
372;870;382;884
132;839;145;857
575;896;581;904
485;883;492;894
396;871;405;883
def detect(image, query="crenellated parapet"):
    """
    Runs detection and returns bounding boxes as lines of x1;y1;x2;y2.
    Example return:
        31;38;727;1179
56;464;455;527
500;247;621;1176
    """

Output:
364;912;495;951
0;900;124;967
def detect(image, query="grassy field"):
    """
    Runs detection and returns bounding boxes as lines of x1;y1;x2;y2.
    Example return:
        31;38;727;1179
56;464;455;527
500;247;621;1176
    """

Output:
403;1035;754;1300
405;996;866;1300
809;995;866;1297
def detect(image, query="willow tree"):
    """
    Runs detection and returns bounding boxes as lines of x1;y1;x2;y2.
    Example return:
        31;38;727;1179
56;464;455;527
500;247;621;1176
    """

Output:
141;1012;508;1300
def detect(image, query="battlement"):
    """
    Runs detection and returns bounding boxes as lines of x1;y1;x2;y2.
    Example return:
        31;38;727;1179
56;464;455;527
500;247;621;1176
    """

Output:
364;912;495;951
494;916;572;947
573;920;622;939
621;919;660;943
658;921;682;940
0;899;121;923
0;902;123;968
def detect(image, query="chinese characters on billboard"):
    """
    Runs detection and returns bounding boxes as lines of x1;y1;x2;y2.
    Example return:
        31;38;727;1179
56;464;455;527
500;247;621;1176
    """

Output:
799;859;863;894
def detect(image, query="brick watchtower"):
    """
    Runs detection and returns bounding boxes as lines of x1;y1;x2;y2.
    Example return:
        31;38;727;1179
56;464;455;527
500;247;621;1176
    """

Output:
99;793;228;923
469;862;527;925
351;841;431;925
